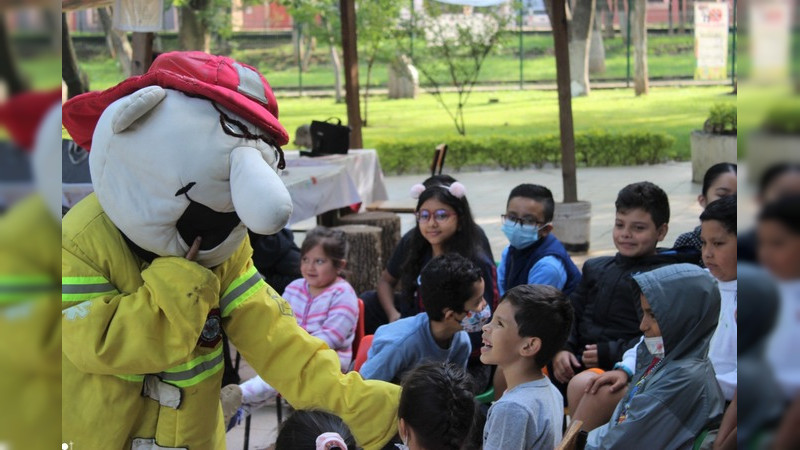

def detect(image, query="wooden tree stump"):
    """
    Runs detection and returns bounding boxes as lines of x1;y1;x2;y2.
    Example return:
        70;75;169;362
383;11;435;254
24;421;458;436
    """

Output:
335;211;401;267
334;224;382;295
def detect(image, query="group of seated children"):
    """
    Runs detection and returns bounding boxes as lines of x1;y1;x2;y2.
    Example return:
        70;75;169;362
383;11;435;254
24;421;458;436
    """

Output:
361;175;499;392
227;163;743;449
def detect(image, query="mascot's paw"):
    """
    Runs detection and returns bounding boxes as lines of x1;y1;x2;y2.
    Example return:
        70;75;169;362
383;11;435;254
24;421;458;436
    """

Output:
220;384;243;430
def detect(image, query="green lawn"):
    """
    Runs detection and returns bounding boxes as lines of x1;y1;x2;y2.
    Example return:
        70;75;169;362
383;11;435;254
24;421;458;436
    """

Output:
277;85;735;161
76;32;706;92
67;34;735;166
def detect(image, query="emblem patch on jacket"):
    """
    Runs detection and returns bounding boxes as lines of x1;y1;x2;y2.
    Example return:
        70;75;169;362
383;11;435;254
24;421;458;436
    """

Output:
198;308;222;347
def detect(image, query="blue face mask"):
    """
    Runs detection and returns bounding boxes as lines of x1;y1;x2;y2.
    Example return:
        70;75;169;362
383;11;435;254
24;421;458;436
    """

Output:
501;220;541;249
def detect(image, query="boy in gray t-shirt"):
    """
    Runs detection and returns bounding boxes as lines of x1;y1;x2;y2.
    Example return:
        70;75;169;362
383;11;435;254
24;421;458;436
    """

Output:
480;284;574;449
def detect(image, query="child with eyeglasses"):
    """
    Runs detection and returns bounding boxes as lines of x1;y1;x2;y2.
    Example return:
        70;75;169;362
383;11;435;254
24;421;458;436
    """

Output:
498;184;582;298
225;226;359;428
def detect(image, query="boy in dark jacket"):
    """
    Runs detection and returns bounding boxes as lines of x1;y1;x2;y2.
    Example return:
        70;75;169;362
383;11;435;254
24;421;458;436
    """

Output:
552;181;698;388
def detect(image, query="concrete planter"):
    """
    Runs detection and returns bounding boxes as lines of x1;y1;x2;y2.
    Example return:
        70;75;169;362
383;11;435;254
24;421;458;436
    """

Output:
551;201;592;254
690;130;737;183
747;132;800;183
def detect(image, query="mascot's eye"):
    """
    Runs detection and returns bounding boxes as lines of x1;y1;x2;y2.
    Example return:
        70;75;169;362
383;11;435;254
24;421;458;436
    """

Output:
221;120;238;134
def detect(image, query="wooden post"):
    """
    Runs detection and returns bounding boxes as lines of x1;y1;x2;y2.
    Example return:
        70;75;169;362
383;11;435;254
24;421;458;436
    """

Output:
550;0;578;203
335;225;382;295
62;12;88;99
339;0;363;149
131;32;154;76
632;0;648;96
336;211;401;266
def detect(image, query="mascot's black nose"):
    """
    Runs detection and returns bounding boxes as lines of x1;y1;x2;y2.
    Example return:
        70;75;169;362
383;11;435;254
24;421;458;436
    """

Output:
176;200;241;251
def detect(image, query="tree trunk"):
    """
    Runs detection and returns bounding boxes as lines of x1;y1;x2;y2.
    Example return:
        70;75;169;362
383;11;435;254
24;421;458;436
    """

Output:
336;212;400;266
668;0;674;35
178;5;210;52
302;36;315;72
455;102;466;136
632;0;648;95
333;225;383;296
0;12;29;96
329;40;344;103
617;0;629;44
323;17;344;104
546;0;579;203
589;9;606;74
43;7;60;52
98;7;132;78
599;0;615;38
363;56;375;127
62;13;89;99
568;0;596;97
678;0;685;34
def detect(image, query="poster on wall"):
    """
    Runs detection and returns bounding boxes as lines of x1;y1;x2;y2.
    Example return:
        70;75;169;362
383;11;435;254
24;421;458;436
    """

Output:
749;0;791;82
694;2;729;80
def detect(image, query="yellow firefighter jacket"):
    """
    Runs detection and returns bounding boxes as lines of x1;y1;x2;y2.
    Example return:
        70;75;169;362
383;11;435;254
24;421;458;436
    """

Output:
62;194;399;449
0;195;61;450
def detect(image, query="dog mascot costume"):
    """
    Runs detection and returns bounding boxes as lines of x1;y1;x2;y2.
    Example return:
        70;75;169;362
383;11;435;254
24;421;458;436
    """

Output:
61;52;399;450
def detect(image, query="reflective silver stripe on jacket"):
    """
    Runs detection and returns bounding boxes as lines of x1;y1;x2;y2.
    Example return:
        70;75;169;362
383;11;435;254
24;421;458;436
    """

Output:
219;266;264;317
131;438;187;450
157;347;225;387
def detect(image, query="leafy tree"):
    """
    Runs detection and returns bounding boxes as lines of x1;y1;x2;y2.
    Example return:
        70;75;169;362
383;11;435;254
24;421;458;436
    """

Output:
407;2;511;136
168;0;261;53
356;0;401;126
279;0;344;102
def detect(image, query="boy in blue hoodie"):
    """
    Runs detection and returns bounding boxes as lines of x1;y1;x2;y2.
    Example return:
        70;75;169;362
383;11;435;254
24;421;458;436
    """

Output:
585;264;725;448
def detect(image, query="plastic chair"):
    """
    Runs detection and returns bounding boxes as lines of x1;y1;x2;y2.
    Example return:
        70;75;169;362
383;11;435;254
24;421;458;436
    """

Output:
352;298;365;358
474;386;495;404
353;335;374;372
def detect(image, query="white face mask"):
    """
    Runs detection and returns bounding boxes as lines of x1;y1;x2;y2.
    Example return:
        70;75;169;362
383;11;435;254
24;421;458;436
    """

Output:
644;336;665;357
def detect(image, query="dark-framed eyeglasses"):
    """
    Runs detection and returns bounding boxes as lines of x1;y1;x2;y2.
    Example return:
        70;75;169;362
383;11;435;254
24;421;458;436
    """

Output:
416;209;455;223
501;214;544;227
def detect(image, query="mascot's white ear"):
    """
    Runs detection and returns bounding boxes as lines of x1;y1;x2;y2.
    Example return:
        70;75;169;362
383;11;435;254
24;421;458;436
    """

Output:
111;85;166;134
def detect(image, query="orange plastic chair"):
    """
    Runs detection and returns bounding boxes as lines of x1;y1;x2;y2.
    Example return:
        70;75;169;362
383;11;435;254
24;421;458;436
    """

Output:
352;298;365;358
353;335;374;373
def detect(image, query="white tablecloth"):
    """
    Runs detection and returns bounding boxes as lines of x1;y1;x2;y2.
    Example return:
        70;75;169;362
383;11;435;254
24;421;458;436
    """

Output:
279;165;360;224
283;149;389;208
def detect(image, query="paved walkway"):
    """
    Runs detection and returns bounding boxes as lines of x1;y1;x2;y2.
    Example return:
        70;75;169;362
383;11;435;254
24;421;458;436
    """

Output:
382;160;709;267
226;160;729;449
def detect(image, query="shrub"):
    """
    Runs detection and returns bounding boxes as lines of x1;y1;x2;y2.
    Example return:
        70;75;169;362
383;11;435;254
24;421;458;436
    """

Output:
762;100;800;135
703;103;737;135
373;131;675;175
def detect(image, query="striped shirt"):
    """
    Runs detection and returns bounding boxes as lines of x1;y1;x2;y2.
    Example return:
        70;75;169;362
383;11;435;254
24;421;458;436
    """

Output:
283;277;358;371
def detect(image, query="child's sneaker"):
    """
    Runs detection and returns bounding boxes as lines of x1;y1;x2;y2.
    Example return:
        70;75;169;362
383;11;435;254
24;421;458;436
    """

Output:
220;384;242;431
